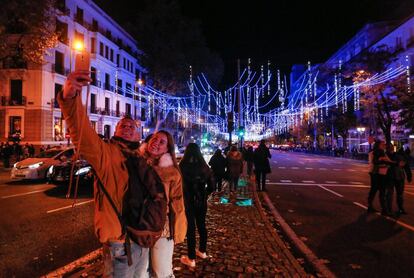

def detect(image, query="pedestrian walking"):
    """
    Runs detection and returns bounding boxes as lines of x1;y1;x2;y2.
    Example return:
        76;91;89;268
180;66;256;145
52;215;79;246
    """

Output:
179;143;215;268
403;147;412;184
373;141;394;216
139;130;187;278
367;141;380;212
253;139;271;191
60;70;168;277
390;148;408;215
2;142;12;168
29;144;35;157
209;149;226;192
226;146;244;192
244;145;255;176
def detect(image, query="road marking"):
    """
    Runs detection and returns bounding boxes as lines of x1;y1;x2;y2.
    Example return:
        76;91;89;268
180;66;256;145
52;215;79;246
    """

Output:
347;169;356;172
325;181;338;184
353;202;414;233
47;200;94;214
278;167;286;169
319;168;327;171
350;181;363;185
1;189;48;199
302;180;315;183
317;185;344;197
291;167;299;170
305;167;313;170
280;180;292;183
333;169;341;171
268;182;369;188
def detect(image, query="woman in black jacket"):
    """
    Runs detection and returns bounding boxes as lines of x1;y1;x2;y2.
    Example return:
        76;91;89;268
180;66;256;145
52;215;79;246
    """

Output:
179;143;215;268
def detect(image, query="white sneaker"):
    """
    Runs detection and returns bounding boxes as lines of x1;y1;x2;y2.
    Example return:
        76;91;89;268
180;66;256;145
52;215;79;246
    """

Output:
196;250;209;259
180;255;196;267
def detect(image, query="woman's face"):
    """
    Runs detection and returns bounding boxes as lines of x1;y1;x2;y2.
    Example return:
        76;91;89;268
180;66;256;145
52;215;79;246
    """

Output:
147;132;168;157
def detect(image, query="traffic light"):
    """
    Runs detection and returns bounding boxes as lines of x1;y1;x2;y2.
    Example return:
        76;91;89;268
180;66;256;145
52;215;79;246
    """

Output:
238;126;245;137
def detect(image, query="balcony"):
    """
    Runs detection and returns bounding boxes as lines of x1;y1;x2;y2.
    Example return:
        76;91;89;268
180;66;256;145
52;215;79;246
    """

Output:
89;106;98;114
104;83;114;92
91;80;102;88
1;96;26;106
51;64;70;76
74;14;84;26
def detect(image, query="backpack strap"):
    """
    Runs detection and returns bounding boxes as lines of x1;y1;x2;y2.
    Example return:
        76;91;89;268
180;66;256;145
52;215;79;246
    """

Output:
96;178;133;266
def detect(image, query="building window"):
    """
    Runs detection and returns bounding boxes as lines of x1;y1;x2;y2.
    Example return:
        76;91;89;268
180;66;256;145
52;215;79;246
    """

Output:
91;121;97;131
92;19;98;32
54;51;64;74
10;79;23;104
91;66;98;86
117;79;123;95
104;125;111;139
106;29;112;39
75;6;84;25
105;45;109;59
116;101;120;117
90;94;97;113
99;42;104;56
123;58;126;69
56;20;68;44
126;82;132;98
105;73;110;90
9;116;22;139
110;49;114;62
117;54;120;67
105;97;110;114
91;38;96;53
54;83;63;108
126;103;131;116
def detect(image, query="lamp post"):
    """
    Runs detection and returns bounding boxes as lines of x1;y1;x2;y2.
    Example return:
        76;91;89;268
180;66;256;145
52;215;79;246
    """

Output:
356;127;366;151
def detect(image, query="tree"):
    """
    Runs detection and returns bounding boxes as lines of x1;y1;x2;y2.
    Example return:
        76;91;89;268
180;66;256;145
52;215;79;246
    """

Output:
344;47;405;145
0;0;58;67
95;0;224;94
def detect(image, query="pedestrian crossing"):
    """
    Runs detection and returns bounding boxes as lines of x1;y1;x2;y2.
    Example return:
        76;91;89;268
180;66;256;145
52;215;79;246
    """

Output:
276;166;366;172
269;180;369;187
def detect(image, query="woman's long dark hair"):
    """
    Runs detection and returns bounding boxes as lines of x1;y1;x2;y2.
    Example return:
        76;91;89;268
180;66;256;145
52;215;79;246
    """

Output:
156;130;179;169
180;143;208;168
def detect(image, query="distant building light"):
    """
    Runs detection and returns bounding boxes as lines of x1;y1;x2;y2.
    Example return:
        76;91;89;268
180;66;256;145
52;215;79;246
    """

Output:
409;134;414;139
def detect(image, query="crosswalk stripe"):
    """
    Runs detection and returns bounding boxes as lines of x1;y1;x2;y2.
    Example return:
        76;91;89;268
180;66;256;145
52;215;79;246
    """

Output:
280;180;292;183
317;185;344;197
291;167;299;169
302;180;315;183
325;181;338;184
350;181;363;185
278;166;286;169
305;167;313;170
347;169;356;172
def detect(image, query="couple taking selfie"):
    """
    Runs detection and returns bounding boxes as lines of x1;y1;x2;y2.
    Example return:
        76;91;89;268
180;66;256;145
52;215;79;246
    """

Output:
59;68;215;277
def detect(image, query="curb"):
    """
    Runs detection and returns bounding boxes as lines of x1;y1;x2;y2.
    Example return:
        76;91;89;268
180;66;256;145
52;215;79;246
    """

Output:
42;248;102;277
261;192;337;278
251;187;308;276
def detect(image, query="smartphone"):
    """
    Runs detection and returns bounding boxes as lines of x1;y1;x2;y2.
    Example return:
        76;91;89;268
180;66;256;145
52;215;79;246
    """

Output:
75;51;91;82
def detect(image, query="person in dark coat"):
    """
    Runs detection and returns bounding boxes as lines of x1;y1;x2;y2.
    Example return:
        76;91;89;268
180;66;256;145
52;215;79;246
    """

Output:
2;142;12;168
179;143;215;268
244;146;255;176
404;147;412;183
226;146;244;192
253;139;271;191
367;141;380;212
209;149;226;192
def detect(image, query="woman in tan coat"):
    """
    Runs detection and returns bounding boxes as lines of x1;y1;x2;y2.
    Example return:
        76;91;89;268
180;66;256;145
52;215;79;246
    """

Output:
141;130;187;277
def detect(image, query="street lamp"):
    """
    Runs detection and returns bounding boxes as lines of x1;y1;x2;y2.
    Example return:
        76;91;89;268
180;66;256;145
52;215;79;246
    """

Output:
356;127;366;150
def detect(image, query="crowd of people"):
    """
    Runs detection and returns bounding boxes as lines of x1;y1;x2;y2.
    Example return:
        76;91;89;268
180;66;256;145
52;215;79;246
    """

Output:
0;142;58;168
367;140;412;216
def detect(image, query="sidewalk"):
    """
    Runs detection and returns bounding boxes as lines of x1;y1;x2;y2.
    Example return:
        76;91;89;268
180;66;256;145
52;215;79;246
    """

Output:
53;189;308;277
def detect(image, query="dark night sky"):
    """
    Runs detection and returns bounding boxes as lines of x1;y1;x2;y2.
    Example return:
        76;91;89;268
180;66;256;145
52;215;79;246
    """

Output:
94;0;414;86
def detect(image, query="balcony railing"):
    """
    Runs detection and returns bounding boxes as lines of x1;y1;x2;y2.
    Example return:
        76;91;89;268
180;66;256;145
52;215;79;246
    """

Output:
91;80;102;88
1;96;26;106
89;106;98;114
104;83;114;92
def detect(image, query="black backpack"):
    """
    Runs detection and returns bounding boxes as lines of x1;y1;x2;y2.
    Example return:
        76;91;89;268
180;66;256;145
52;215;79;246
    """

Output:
97;153;167;265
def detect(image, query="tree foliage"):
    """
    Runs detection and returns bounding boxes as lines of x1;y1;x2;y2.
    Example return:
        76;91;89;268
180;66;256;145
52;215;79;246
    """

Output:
0;0;58;66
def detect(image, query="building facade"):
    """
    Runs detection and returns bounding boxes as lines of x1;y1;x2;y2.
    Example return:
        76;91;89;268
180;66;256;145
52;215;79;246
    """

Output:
0;0;146;146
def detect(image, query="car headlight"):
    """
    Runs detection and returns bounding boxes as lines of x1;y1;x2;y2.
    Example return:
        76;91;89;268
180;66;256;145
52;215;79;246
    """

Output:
75;166;92;176
48;165;54;175
13;162;18;168
28;162;44;169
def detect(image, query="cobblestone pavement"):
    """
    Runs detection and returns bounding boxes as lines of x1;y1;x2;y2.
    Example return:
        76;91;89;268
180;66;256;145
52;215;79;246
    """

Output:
63;186;308;278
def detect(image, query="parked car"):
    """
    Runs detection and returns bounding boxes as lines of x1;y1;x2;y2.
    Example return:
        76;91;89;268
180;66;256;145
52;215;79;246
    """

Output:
11;147;75;180
47;158;94;186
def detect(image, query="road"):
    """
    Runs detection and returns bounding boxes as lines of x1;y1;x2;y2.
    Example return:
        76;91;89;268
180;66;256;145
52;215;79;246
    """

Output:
0;169;99;278
266;150;414;277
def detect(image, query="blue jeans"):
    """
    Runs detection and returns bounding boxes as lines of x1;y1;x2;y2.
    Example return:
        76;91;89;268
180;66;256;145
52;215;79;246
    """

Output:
150;237;175;278
103;240;149;278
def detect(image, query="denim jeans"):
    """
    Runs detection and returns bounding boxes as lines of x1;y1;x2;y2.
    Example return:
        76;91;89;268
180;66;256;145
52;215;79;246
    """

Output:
150;237;175;278
103;240;149;278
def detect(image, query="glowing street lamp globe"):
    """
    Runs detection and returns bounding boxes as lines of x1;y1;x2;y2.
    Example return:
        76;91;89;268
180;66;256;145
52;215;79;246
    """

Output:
73;40;84;51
